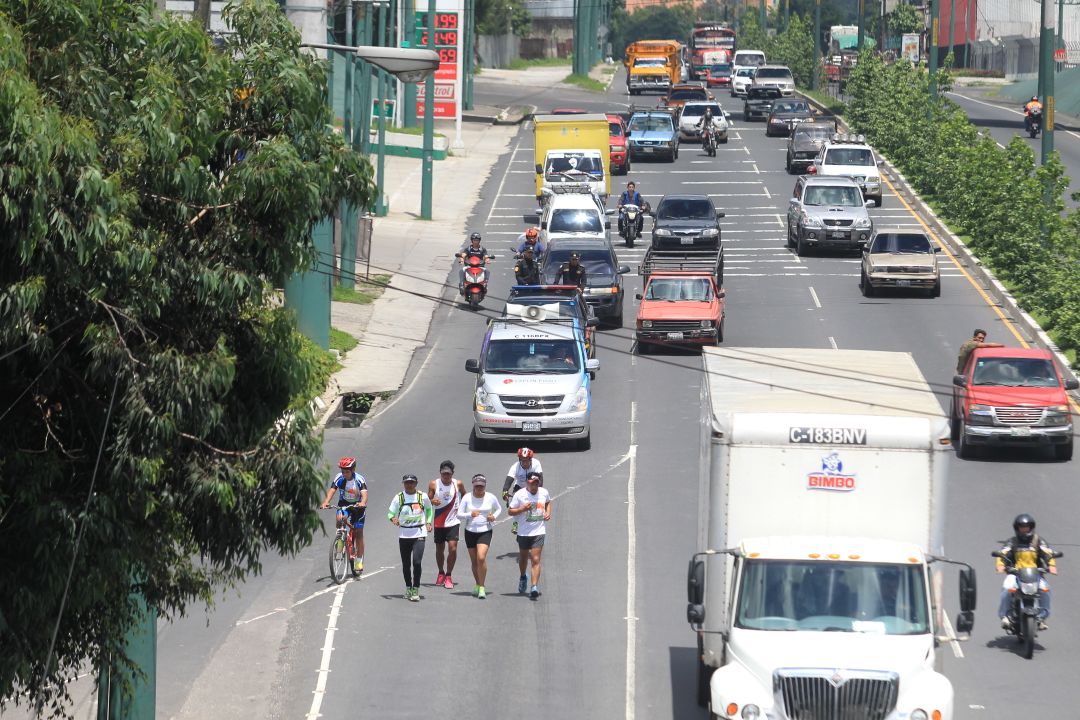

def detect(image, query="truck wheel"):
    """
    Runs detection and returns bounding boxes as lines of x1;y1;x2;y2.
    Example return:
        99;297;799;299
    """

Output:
1054;440;1073;461
577;434;592;451
956;426;977;459
715;317;724;344
696;660;714;707
468;428;488;452
949;402;960;441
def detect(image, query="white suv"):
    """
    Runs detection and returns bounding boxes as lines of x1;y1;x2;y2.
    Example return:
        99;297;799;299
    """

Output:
525;188;612;245
809;133;884;207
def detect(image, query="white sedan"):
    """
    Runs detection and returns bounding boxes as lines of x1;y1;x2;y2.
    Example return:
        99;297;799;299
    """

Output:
678;102;729;143
731;67;755;97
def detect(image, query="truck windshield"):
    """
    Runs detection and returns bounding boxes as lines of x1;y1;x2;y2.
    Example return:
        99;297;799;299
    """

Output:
735;560;929;635
546;155;603;178
483;339;580;374
645;278;713;301
549;209;602;234
971;358;1059;387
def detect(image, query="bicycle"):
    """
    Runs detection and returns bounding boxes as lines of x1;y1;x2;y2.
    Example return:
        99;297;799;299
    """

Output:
328;507;364;584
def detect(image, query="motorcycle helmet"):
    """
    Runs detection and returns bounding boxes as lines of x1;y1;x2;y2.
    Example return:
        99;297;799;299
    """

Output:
1031;95;1039;102
517;447;534;460
470;232;482;242
525;227;539;240
1013;513;1036;542
338;456;356;470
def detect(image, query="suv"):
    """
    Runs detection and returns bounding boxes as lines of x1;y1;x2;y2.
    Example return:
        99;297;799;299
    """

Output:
749;65;795;96
785;176;873;256
678;101;728;143
650;194;725;251
504;284;599;358
810;133;884;206
540;238;631;327
743;86;781;121
627;111;679;162
786;121;835;174
951;347;1078;460
465;320;599;451
860;230;941;298
525;189;610;246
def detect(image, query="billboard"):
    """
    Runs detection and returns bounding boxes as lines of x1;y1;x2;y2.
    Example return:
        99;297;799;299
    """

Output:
415;11;460;119
902;34;921;63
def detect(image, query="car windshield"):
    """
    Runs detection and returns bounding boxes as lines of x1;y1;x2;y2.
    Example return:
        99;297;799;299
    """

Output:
681;104;722;118
736;68;755;77
870;234;932;254
803;185;862;206
794;125;833;141
548;209;603;234
755;68;793;79
546;155;603;178
670;89;707;101
735;560;929;635
645;278;713;301
629;116;673;133
633;57;667;67
609;122;624;136
657;198;715;220
971;358;1060;387
826;147;874;166
709;64;731;74
483;339;580;374
543;249;615;280
773;101;810;114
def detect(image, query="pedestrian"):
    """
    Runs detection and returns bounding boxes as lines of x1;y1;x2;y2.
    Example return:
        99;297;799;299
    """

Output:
456;473;502;599
956;328;1004;372
502;447;544;535
508;471;552;600
387;474;433;601
429;460;466;589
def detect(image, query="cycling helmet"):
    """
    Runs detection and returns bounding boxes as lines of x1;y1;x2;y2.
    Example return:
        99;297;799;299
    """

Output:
525;227;539;240
338;456;356;470
517;447;534;460
1013;513;1036;542
470;232;482;242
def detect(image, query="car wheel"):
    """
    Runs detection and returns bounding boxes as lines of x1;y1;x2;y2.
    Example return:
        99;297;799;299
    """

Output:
468;428;488;452
720;135;728;144
743;112;750;122
860;270;874;297
715;316;724;344
930;280;941;298
785;222;794;248
609;312;623;329
673;144;679;161
795;233;806;257
874;195;883;208
1054;440;1073;461
576;434;592;451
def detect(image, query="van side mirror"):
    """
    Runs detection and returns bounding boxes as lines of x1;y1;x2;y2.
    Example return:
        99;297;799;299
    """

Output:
465;359;480;374
959;566;977;612
604;221;611;229
952;374;967;387
586;358;600;372
1065;378;1079;390
618;265;631;274
534;163;543;174
586;317;599;327
687;558;705;605
955;610;974;634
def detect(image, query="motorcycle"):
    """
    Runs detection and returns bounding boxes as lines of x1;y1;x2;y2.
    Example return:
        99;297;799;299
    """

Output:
702;126;717;157
461;253;495;309
619;204;642;247
992;549;1063;659
1026;107;1042;138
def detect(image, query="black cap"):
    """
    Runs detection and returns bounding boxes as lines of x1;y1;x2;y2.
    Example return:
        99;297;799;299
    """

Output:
402;474;418;483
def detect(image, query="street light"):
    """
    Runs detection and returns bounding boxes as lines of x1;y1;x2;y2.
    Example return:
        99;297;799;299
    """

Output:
303;43;440;82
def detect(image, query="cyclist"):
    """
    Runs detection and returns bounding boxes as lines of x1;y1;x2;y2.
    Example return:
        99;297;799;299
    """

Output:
320;457;368;574
503;447;544;534
456;474;503;599
388;474;434;601
508;471;552;600
429;460;467;589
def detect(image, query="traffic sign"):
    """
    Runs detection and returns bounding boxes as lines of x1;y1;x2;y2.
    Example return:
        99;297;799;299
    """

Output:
1055;47;1067;62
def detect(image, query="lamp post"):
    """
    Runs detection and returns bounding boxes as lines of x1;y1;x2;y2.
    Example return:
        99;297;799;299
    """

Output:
420;4;436;220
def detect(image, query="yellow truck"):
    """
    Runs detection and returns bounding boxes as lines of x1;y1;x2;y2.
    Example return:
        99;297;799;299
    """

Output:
532;114;611;205
624;40;683;95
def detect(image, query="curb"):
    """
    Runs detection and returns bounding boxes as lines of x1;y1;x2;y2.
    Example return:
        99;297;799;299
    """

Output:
798;89;1079;381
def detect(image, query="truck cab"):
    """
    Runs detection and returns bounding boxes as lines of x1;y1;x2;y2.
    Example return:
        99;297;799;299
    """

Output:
537;149;607;205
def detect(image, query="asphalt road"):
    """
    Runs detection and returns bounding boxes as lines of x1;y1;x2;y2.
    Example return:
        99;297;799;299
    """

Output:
152;68;1080;720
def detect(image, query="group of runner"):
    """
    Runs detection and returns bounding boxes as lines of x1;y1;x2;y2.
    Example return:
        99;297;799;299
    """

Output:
322;449;552;602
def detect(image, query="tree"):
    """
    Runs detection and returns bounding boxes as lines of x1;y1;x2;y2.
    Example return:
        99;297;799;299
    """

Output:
0;0;374;712
770;13;816;87
476;0;531;37
888;2;924;35
610;3;697;55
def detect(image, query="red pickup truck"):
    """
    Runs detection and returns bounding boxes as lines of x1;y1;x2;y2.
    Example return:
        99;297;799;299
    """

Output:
634;249;725;351
951;347;1078;460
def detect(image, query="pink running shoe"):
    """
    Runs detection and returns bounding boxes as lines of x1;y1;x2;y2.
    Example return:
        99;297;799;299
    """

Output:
443;575;455;590
435;572;446;587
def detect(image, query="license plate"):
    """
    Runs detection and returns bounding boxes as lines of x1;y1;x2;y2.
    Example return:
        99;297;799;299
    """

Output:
1011;426;1033;437
522;421;541;432
897;280;912;286
642;147;655;153
681;237;695;245
831;231;846;239
666;332;684;340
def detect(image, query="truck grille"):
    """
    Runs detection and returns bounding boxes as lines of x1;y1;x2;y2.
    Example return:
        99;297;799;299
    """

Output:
994;407;1045;425
823;218;853;227
775;669;898;720
500;395;564;416
646;320;704;332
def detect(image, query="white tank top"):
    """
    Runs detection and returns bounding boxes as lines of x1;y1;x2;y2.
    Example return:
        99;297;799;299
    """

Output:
432;478;461;528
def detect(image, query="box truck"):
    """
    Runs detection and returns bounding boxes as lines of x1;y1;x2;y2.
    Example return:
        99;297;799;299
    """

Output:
532;114;611;205
688;347;976;720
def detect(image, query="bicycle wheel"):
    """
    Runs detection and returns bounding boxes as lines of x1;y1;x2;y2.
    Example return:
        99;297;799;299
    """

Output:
329;531;348;584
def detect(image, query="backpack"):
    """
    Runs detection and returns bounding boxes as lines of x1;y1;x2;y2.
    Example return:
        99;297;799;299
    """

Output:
397;492;426;527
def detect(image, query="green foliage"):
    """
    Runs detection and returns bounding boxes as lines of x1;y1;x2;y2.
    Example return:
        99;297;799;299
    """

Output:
476;0;531;37
846;55;1080;363
0;0;376;710
329;328;359;354
331;275;390;304
737;10;817;87
563;73;607;92
610;3;697;55
888;3;923;35
507;57;571;70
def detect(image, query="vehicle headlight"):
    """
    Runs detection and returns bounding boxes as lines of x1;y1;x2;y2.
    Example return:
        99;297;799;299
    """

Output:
700;320;713;328
967;403;994;425
854;216;872;229
654;228;673;237
1044;405;1071;425
1020;580;1040;594
475;389;496;413
801;214;823;228
610;144;622;153
701;228;719;237
741;705;761;720
568;386;589;412
640;320;653;328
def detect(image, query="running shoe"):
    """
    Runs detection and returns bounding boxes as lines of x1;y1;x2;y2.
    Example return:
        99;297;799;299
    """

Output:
478;586;487;599
1038;620;1049;631
530;585;540;600
404;588;412;600
473;584;480;597
436;572;446;587
518;575;528;594
409;587;420;602
511;521;518;535
444;575;455;590
353;558;363;573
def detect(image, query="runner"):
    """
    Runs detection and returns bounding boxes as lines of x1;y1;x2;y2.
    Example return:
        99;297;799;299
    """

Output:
429;459;466;589
508;471;552;600
456;474;502;599
387;474;434;601
502;447;543;535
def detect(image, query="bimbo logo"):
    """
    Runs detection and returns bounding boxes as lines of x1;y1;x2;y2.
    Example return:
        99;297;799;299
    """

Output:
806;452;857;492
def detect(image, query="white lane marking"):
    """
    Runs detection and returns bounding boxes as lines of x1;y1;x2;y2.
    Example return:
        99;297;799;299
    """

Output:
306;583;346;720
625;401;638;720
234;567;394;626
828;336;838;349
682;181;766;185
486;133;525;224
762;184;772;199
941;609;965;658
808;286;822;308
630;169;777;174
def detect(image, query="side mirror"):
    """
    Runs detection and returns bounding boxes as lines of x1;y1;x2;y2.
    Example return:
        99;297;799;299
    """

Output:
534;163;543;174
604;221;611;229
864;200;874;207
625;130;631;137
933;246;942;253
687;603;705;626
716;210;726;218
877;159;885;166
687;558;705;604
1052;550;1065;559
953;374;967;387
586;358;600;372
990;550;1006;560
954;611;975;634
717;290;726;299
465;359;480;374
618;265;631;274
1065;378;1079;390
606;208;617;215
586;317;599;327
959;566;977;612
523;214;540;224
541;221;548;230
635;293;643;300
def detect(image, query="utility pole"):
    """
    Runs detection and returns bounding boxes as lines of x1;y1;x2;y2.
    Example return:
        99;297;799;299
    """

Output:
403;0;417;127
1040;0;1056;164
420;2;435;219
857;0;864;51
813;0;821;90
947;0;955;62
760;0;767;36
928;0;939;102
194;0;211;29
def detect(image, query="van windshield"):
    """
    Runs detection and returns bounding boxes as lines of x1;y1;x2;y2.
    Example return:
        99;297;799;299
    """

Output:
735;560;929;635
548;209;603;234
483;338;580;374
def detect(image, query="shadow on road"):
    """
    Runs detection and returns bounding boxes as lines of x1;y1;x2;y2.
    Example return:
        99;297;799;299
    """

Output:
985;633;1046;657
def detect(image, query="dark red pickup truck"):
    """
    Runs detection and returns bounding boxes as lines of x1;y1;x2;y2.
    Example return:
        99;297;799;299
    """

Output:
951;347;1078;460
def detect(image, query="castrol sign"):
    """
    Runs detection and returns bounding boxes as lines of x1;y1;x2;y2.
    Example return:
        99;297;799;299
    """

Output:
806;452;857;492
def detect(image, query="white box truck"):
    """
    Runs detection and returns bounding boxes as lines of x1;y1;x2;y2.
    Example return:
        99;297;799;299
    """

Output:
687;347;976;720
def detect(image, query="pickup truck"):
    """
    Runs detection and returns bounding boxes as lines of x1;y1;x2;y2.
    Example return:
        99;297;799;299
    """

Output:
952;347;1078;460
635;248;725;350
743;86;781;122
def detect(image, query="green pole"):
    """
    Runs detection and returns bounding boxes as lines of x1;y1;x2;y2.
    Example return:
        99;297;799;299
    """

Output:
96;592;156;720
813;0;821;91
928;0;939;101
420;2;435;220
760;0;766;37
1041;0;1055;164
947;0;955;63
403;0;417;127
362;3;374;156
857;0;864;51
376;1;390;216
344;2;354;146
462;0;473;110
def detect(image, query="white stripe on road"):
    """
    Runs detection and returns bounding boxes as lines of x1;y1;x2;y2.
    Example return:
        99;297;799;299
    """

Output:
828;336;838;349
625;401;639;720
486;134;526;224
809;286;822;308
306;583;346;720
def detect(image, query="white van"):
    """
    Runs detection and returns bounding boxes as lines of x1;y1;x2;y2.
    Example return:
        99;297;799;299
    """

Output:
732;50;766;73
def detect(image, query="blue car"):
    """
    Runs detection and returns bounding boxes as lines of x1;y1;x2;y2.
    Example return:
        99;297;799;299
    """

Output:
627;111;679;162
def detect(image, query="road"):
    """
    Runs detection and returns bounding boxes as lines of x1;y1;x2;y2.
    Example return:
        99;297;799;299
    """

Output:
153;68;1080;720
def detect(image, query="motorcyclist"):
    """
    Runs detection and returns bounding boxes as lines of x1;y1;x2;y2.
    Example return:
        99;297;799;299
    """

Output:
695;106;716;145
617;181;646;239
513;246;542;286
1023;95;1043;134
515;226;546;258
996;513;1057;631
555;252;587;288
455;232;493;295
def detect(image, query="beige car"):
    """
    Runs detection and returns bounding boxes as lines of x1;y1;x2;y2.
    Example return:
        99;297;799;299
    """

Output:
860;230;941;298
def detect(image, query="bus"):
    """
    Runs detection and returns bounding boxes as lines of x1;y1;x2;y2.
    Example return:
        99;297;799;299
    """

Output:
688;23;736;80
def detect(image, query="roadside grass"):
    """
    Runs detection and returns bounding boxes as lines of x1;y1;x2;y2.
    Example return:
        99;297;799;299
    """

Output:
330;327;359;354
799;87;846;116
508;57;572;70
332;274;391;304
563;73;607;92
297;335;341;405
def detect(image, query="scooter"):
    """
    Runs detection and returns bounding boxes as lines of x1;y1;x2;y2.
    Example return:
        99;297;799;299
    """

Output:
461;254;495;309
992;549;1063;659
1027;107;1042;139
619;204;642;247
